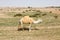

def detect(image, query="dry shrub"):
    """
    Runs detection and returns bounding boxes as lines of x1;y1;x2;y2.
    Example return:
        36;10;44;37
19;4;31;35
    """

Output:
49;11;52;13
14;14;22;17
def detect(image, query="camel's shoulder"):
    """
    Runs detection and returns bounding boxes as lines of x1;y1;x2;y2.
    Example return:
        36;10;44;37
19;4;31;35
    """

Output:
23;16;29;18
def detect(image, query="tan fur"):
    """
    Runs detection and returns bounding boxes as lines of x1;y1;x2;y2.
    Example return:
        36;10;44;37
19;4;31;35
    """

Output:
18;16;34;31
22;16;34;24
18;16;42;31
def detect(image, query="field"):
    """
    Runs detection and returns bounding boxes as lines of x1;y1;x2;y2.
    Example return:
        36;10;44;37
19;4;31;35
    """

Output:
0;27;60;40
0;7;60;40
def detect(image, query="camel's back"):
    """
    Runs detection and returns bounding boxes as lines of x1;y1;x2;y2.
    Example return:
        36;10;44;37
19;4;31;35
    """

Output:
22;16;34;24
22;16;30;23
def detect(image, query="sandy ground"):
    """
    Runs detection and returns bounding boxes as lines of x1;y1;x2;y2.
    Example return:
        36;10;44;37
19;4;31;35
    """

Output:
0;26;60;30
0;26;60;40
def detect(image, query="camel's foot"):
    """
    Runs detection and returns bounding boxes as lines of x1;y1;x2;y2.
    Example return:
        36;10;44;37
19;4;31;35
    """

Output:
18;29;20;31
18;28;22;31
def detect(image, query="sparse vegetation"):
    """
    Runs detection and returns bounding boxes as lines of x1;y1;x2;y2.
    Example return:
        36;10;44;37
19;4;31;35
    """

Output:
0;28;60;40
59;9;60;11
22;11;25;13
49;11;52;13
0;11;60;26
0;7;60;40
36;10;39;12
29;9;31;11
54;15;58;19
32;9;36;11
42;13;47;16
14;14;22;17
25;10;28;12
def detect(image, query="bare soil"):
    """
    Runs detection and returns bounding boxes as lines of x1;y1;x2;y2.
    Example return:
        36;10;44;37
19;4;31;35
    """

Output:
0;26;60;40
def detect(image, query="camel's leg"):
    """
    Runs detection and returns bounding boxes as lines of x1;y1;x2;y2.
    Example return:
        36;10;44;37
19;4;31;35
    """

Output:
18;22;21;31
18;21;23;31
21;21;24;31
29;23;32;32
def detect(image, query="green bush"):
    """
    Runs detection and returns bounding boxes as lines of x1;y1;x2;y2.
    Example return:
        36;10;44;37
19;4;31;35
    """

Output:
14;14;22;17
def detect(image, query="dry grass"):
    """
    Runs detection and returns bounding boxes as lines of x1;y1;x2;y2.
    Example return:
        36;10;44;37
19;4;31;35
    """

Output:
0;7;60;18
0;7;60;40
0;26;60;40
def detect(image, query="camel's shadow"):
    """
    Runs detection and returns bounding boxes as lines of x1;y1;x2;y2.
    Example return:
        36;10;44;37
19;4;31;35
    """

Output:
18;28;39;31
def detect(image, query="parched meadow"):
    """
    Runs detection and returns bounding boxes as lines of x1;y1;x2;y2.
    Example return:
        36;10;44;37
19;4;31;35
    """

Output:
0;7;60;40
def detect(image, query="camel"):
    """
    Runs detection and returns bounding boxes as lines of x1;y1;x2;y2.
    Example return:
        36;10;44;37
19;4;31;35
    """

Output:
18;16;42;32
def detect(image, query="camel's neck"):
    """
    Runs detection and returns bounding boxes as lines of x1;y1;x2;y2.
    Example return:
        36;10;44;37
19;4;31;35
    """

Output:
33;19;42;24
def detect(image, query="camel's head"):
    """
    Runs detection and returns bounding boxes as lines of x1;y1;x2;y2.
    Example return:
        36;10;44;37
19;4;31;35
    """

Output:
33;19;43;24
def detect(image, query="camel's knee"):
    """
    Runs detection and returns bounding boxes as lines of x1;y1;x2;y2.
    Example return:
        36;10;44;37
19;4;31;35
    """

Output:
18;25;21;31
29;26;31;32
18;21;21;28
18;22;21;31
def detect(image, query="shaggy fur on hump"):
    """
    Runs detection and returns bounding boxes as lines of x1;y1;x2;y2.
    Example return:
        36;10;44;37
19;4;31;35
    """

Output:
21;16;34;24
18;16;43;31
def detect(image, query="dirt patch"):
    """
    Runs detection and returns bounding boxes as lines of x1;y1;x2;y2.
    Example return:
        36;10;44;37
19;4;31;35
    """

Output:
0;26;60;31
0;26;60;40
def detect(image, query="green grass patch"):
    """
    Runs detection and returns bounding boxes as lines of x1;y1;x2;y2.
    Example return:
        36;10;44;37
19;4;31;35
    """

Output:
0;11;60;26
